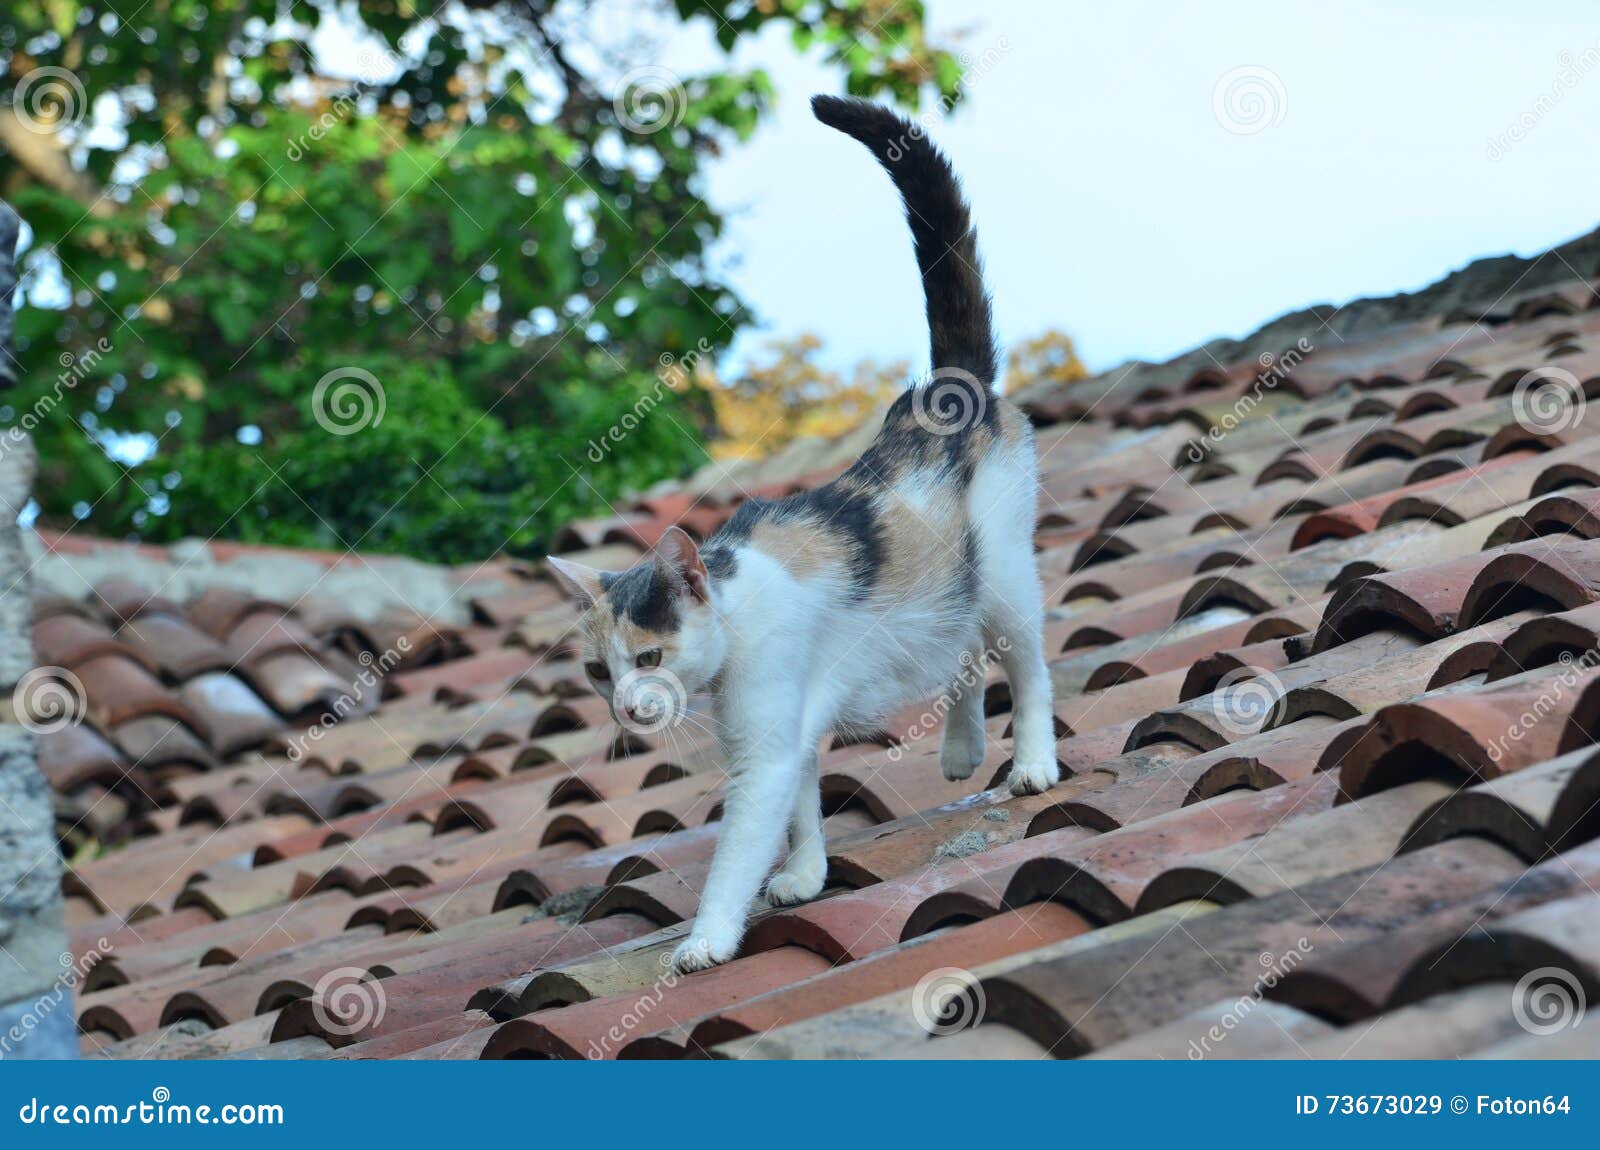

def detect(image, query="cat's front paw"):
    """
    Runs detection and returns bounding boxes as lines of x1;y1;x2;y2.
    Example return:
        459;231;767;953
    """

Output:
1006;754;1060;796
672;928;740;973
766;865;825;907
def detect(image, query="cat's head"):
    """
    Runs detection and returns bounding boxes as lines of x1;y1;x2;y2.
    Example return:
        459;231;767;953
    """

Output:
548;526;726;731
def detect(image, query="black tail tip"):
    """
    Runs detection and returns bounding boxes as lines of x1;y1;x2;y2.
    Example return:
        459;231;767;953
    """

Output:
810;93;904;136
809;93;854;127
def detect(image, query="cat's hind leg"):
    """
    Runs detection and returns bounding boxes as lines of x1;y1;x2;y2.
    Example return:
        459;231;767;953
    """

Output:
938;646;988;781
971;452;1059;797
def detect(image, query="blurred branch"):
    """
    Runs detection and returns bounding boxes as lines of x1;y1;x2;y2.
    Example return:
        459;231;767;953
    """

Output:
0;109;110;215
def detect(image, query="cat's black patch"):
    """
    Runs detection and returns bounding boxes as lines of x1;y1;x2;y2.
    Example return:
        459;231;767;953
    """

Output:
703;544;738;581
957;525;981;606
605;561;681;631
852;377;995;489
711;487;884;596
803;484;883;592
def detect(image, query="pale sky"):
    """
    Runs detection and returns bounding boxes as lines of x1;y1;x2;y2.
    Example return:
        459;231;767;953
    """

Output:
652;1;1600;377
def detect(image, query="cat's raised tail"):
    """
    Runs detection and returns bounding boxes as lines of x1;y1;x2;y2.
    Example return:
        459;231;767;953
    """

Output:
811;94;997;387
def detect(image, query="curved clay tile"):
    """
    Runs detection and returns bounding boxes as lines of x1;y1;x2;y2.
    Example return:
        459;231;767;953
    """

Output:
1531;460;1600;499
1332;664;1600;801
73;652;195;730
1339;427;1429;470
1268;849;1570;1025
1293;983;1524;1058
1273;614;1531;729
1123;672;1281;753
1022;746;1205;836
1139;776;1435;911
580;866;702;929
482;947;832;1059
1179;567;1312;624
1061;533;1254;604
34;612;154;674
115;613;232;680
1053;668;1187;738
178;672;282;756
1181;636;1299;702
1080;610;1266;691
36;724;129;793
748;857;1018;963
1490;601;1600;678
1008;776;1336;925
825;784;1076;891
91;576;182;624
1387;889;1600;1017
599;824;721;889
1312;548;1508;652
536;772;720;847
1557;671;1600;755
111;715;215;778
182;588;288;641
1392;381;1488;420
1085;997;1332;1059
1299;451;1537;549
1181;716;1355;802
1484;487;1600;548
1459;537;1600;626
655;904;1089;1058
1399;749;1598;861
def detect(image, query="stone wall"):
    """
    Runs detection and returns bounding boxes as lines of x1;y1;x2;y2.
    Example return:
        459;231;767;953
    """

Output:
0;198;76;1059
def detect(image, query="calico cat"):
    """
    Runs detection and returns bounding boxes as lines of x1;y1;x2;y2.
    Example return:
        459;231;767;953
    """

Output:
549;94;1058;973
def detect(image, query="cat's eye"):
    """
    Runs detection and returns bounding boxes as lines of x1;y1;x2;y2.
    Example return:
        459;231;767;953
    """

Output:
635;649;662;669
585;660;610;681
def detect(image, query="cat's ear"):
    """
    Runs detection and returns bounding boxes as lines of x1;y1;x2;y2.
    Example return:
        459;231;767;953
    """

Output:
655;526;709;603
547;556;607;607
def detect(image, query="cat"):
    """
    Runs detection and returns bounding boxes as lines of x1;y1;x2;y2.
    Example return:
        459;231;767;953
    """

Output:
549;94;1059;973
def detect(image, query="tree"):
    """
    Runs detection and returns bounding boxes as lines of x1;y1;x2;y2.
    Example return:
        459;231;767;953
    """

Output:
703;328;1090;462
700;333;906;461
1;0;963;560
1005;329;1088;391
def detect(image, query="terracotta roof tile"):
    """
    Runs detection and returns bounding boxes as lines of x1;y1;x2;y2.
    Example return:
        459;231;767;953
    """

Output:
36;280;1600;1060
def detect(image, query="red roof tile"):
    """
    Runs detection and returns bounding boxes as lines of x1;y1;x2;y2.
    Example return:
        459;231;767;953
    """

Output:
44;267;1600;1061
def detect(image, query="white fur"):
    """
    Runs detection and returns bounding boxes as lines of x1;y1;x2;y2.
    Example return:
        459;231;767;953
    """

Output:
663;429;1058;973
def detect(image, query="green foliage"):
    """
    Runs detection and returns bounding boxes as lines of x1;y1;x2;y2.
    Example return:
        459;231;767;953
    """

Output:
1;0;962;562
